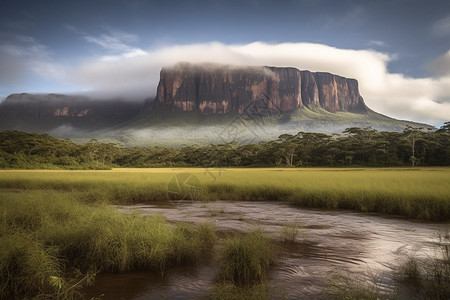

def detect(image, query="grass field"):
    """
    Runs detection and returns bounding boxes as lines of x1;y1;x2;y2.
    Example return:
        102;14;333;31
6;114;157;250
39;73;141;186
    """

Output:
0;167;449;220
1;167;449;299
0;189;216;299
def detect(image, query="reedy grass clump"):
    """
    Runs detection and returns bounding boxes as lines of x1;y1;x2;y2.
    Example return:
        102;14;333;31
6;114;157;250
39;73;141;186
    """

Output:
216;229;276;286
0;190;216;299
0;232;61;299
326;272;389;300
278;222;307;243
327;228;450;300
395;228;450;299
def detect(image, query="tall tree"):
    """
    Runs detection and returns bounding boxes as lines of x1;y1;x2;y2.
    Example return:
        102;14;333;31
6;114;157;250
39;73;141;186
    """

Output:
402;126;424;166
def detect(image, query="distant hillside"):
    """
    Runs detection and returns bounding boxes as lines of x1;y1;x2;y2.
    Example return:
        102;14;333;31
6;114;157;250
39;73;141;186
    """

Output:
110;105;431;147
0;93;142;136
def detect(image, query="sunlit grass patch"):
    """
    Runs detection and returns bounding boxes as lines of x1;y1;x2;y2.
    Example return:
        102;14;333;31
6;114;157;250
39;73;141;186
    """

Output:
1;167;449;299
0;189;216;299
0;167;449;221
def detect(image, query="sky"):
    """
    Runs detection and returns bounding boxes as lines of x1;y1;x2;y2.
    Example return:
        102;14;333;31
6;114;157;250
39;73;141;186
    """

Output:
0;0;449;126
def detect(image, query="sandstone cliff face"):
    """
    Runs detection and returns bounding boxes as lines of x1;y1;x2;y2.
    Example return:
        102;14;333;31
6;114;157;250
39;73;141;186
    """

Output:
153;63;367;115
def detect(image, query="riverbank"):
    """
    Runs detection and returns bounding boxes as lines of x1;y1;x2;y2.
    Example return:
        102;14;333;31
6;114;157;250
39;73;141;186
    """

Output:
1;168;449;299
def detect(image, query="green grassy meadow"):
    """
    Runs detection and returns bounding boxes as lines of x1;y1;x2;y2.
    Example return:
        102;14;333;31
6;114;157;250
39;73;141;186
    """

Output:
1;167;449;220
0;188;216;299
1;167;449;299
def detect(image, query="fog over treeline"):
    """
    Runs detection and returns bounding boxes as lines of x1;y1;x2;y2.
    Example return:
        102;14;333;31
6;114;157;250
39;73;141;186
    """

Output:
1;124;449;169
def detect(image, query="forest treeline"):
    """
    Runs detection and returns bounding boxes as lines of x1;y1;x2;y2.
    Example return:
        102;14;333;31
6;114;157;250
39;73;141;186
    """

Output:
1;123;449;169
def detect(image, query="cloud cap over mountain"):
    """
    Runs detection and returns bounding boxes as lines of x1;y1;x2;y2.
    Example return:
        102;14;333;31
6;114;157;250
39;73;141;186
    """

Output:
71;42;450;125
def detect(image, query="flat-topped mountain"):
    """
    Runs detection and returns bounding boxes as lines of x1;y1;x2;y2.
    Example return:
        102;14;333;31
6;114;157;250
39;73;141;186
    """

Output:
0;93;142;133
147;62;367;115
0;63;432;145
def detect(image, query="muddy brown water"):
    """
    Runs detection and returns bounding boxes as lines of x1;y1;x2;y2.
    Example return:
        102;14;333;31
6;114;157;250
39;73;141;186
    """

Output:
84;201;448;299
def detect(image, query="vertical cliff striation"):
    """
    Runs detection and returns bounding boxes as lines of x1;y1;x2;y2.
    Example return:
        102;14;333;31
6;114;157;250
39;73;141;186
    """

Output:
151;63;367;115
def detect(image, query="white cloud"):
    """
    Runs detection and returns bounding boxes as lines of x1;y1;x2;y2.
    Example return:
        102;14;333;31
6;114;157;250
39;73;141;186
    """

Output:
101;49;147;62
367;40;387;47
73;42;390;98
428;49;450;76
69;26;146;61
365;74;450;124
71;41;450;125
0;32;433;125
1;34;448;125
0;34;66;84
432;15;450;36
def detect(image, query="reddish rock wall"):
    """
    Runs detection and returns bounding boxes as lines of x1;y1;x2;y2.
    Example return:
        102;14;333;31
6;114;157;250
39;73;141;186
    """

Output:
154;63;367;115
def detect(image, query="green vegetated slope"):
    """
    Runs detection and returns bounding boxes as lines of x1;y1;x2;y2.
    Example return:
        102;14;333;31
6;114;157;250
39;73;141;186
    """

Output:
109;107;432;146
285;107;428;131
131;106;429;131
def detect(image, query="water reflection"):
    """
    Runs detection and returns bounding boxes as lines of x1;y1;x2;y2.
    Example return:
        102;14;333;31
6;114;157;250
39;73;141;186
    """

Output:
85;201;446;299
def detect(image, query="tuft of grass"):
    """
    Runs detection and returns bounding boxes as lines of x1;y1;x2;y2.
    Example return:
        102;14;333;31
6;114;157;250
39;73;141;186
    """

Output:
395;228;450;299
278;222;307;243
328;228;450;300
0;189;216;299
326;272;389;300
209;282;273;300
216;229;276;286
209;206;225;216
0;233;61;299
396;256;421;285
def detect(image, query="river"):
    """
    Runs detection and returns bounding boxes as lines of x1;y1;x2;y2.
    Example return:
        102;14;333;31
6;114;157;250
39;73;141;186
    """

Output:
85;201;447;299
